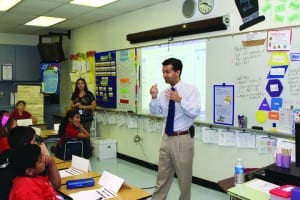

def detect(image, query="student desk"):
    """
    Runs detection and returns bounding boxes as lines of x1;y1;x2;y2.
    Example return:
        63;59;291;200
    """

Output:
58;177;152;200
227;179;277;200
56;161;71;170
53;157;65;164
41;129;58;138
31;123;48;130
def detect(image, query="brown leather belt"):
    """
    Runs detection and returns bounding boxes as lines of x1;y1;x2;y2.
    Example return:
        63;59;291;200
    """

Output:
168;130;189;136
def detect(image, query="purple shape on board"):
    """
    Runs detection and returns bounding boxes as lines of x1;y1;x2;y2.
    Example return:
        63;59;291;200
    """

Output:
258;98;271;111
266;79;283;97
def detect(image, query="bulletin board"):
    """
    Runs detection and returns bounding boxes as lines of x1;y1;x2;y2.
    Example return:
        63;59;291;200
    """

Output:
95;51;117;108
116;48;140;112
207;28;300;133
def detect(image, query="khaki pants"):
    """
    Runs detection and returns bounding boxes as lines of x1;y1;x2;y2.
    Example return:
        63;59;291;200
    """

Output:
152;134;194;200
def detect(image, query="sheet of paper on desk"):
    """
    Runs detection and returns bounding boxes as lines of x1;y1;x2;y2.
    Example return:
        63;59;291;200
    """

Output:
246;179;278;193
59;168;83;178
31;127;41;136
99;171;124;193
17;119;32;126
72;155;90;172
69;187;118;200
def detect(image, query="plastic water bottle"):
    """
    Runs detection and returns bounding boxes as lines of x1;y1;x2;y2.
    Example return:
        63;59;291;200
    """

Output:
234;158;245;185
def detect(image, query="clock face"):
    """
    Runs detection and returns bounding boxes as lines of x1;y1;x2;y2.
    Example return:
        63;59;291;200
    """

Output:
198;0;214;14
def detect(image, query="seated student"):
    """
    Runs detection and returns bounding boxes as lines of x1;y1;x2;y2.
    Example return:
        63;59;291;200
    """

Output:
10;100;37;124
52;109;92;159
0;111;17;154
0;126;61;200
9;144;62;200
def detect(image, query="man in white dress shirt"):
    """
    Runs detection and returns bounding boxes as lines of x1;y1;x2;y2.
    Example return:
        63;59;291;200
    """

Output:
149;58;201;200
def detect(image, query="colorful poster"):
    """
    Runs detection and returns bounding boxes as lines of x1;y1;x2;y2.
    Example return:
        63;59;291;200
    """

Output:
40;63;60;94
267;29;292;51
213;84;234;126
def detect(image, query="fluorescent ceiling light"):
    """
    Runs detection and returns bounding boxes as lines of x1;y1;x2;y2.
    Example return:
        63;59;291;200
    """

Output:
70;0;118;7
25;16;66;27
0;0;22;11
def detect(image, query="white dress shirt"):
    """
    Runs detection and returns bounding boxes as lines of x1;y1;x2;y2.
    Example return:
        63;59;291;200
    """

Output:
149;80;201;132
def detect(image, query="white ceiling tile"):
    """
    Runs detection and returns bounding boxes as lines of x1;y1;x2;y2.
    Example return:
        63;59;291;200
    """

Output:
0;0;169;35
45;4;95;18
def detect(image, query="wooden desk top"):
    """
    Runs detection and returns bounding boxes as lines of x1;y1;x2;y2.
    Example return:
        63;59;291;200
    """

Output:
58;177;152;200
31;123;47;130
52;113;66;118
53;157;65;164
56;162;71;170
41;129;58;138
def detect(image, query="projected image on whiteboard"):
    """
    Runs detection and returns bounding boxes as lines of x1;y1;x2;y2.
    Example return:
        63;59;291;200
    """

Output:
140;39;206;121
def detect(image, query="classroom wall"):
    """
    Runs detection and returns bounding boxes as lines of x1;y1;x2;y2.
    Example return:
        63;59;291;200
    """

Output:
59;0;300;183
0;33;38;46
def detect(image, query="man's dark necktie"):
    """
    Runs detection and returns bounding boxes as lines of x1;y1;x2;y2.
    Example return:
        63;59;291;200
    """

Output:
165;87;175;136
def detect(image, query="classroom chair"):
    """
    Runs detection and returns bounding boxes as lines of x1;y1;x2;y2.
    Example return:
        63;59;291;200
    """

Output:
63;138;84;160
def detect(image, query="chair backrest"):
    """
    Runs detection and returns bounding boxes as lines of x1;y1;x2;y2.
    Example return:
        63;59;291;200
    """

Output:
0;150;13;200
63;139;84;160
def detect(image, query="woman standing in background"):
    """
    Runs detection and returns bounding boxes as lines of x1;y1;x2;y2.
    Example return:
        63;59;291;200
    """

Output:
70;78;96;132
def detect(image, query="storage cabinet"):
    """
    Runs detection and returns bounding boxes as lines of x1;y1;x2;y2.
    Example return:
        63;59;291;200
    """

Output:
15;45;40;81
0;45;15;67
0;44;40;110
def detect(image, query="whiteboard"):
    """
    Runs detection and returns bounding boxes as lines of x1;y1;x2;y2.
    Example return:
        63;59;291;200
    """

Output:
139;39;206;120
207;28;300;133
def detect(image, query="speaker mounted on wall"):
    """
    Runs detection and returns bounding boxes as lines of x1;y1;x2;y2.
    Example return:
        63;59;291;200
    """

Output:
126;15;229;44
182;0;196;18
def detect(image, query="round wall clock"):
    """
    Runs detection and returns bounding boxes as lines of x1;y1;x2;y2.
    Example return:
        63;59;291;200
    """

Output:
198;0;214;15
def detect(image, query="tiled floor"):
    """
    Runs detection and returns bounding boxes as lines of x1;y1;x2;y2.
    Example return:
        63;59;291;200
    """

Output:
46;141;229;200
89;157;229;200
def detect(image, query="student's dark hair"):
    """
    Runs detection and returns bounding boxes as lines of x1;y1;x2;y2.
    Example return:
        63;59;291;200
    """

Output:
0;110;9;116
162;57;183;76
58;109;80;137
71;78;89;99
9;144;41;176
8;126;35;148
15;100;26;107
